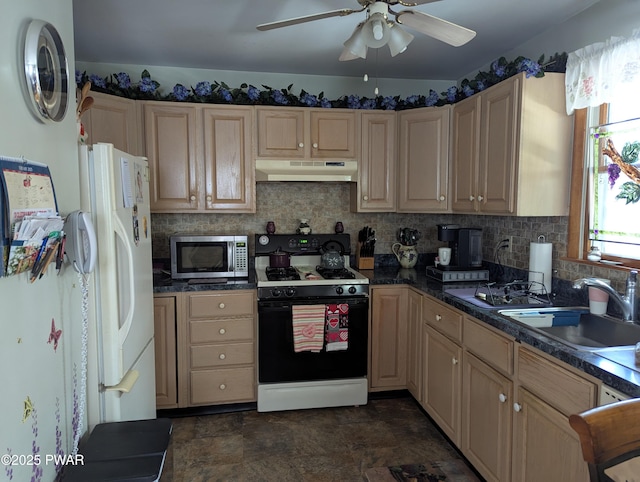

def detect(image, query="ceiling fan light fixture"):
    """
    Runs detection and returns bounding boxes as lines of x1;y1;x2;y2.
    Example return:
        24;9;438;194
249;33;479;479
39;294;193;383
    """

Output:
341;23;368;60
362;12;390;48
387;23;414;56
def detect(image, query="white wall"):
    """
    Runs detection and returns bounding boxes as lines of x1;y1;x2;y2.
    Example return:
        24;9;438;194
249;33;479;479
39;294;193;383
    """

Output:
75;61;455;100
0;1;84;481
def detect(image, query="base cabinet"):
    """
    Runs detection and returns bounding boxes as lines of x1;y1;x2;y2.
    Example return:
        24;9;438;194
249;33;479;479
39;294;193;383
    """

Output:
154;290;256;408
406;289;422;400
153;295;178;409
369;287;408;391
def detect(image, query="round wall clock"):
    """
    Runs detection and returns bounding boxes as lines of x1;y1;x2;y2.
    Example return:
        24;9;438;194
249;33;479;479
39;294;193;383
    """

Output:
23;20;70;122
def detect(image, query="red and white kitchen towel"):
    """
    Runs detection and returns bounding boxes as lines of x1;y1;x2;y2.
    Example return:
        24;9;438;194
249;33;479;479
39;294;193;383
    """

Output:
325;303;349;352
292;303;349;352
292;305;325;353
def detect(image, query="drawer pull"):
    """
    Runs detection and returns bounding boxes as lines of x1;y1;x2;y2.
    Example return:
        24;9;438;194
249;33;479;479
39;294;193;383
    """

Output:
219;384;226;390
436;314;442;321
513;402;522;412
219;353;226;360
219;328;226;335
499;393;507;403
298;142;304;148
219;302;225;309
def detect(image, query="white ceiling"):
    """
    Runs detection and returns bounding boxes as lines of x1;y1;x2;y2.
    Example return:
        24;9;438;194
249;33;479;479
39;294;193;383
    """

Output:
73;0;599;81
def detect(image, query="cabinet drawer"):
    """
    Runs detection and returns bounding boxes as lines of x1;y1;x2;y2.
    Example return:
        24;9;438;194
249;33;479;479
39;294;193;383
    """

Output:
464;317;514;375
190;342;254;369
190;367;255;405
190;318;253;344
423;296;463;343
517;347;596;416
188;292;254;319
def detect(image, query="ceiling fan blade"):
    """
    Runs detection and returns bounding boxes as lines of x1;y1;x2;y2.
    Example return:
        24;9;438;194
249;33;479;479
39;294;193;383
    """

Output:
396;10;476;46
257;8;360;31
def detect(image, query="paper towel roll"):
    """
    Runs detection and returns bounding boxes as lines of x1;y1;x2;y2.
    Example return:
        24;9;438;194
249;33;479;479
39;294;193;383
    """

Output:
528;239;552;294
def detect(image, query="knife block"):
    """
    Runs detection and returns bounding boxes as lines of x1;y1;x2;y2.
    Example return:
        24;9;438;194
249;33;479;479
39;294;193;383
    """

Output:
356;244;374;270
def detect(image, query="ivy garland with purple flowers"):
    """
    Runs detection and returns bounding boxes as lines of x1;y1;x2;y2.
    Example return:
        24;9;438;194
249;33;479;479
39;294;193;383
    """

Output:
76;53;566;111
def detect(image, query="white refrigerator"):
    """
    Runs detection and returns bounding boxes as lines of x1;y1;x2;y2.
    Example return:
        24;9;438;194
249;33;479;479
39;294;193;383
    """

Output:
79;143;156;425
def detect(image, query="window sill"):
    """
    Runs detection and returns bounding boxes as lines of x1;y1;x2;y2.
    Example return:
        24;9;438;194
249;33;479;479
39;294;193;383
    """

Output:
561;257;640;271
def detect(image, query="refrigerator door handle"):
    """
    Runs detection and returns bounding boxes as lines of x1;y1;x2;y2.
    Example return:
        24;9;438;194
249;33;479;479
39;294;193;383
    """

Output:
113;214;136;345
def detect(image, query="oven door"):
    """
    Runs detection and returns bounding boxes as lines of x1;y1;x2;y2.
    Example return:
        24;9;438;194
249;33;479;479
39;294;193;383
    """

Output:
258;297;368;383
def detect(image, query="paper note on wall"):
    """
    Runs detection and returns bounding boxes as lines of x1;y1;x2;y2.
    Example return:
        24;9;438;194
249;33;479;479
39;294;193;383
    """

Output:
120;157;133;208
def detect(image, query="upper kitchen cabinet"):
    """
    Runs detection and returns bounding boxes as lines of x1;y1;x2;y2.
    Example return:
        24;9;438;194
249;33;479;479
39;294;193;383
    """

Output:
143;102;200;212
80;91;142;155
351;111;396;212
144;102;255;213
201;106;255;212
256;107;357;160
397;106;451;213
451;72;573;216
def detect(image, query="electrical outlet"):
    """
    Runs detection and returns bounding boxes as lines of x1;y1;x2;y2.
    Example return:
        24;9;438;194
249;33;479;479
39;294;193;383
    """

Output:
503;236;513;253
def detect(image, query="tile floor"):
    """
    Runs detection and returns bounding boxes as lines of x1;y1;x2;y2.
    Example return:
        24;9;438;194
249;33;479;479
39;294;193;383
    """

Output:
160;396;472;482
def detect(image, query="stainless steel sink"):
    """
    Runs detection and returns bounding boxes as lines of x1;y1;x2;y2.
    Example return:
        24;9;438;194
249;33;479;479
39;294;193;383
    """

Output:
497;307;640;351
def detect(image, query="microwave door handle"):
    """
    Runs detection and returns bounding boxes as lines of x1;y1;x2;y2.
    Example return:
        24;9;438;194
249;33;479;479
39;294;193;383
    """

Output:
228;241;234;272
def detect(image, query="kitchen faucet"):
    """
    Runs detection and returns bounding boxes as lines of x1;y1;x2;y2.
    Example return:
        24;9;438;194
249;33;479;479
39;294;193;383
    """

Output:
573;270;638;323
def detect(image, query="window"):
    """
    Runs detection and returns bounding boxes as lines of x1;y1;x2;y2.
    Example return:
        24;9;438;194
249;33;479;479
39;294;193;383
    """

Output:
569;100;640;267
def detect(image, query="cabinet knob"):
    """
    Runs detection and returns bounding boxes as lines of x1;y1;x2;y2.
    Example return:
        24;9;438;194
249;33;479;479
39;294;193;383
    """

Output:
298;142;304;148
478;195;484;202
206;195;212;202
219;384;226;390
469;195;475;202
219;328;226;335
499;393;507;403
363;195;369;201
312;143;318;149
439;195;445;201
513;402;522;412
452;357;458;365
190;195;196;201
435;314;442;321
219;353;226;360
219;302;225;309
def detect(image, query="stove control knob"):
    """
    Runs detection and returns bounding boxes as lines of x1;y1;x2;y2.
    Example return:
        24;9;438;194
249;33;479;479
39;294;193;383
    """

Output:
348;286;357;295
336;286;344;295
272;288;282;297
285;287;296;297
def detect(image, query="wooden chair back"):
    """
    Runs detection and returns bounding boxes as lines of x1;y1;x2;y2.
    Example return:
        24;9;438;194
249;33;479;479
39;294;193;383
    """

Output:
569;398;640;481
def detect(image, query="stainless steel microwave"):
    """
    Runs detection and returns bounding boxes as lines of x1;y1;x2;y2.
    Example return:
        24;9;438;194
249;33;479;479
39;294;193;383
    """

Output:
170;234;248;280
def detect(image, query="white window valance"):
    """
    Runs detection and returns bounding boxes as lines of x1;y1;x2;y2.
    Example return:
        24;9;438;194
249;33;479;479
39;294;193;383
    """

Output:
565;29;640;115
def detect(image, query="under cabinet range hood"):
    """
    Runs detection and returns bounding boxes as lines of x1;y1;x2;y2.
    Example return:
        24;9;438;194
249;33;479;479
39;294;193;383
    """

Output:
255;159;358;182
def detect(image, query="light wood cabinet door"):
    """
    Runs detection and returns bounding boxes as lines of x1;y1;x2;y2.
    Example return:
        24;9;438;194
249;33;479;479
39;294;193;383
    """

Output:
351;111;396;212
202;106;255;212
478;77;518;214
309;109;357;158
370;287;408;390
422;324;462;445
80;91;141;155
451;95;481;212
397;106;451;212
512;388;589;482
143;102;200;212
406;289;422;401
462;352;513;482
153;295;178;409
256;107;305;158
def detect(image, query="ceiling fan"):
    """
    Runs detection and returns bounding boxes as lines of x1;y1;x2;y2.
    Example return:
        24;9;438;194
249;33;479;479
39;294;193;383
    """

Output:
257;0;476;61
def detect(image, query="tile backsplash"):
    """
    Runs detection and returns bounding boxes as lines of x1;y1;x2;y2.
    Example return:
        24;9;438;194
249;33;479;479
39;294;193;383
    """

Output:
151;182;629;291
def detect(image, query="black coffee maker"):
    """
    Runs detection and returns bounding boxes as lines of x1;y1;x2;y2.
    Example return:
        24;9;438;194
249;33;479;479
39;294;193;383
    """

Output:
437;224;483;268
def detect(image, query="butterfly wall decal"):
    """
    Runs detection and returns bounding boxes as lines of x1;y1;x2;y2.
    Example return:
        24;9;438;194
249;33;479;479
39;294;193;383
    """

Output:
47;318;62;352
22;396;34;423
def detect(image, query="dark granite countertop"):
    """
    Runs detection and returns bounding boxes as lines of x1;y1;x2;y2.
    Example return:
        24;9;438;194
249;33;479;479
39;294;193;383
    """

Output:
366;266;640;399
152;264;640;398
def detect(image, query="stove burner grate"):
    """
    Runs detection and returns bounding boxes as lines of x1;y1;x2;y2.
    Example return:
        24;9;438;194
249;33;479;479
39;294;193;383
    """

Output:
265;266;301;281
315;266;356;280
